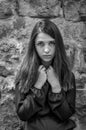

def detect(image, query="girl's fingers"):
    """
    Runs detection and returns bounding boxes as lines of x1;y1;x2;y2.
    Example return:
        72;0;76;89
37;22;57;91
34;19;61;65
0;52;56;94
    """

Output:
49;66;52;69
42;66;47;72
39;65;44;70
46;66;51;72
42;67;46;71
39;65;46;71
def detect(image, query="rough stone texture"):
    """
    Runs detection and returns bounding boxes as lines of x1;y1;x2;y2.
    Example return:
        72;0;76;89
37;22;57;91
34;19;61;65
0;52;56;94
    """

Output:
0;0;16;19
63;0;86;22
0;0;86;130
17;0;62;18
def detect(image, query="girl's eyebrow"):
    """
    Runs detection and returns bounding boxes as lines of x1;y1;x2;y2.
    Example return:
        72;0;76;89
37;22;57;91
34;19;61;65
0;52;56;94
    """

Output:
35;41;44;45
35;41;43;43
36;39;55;42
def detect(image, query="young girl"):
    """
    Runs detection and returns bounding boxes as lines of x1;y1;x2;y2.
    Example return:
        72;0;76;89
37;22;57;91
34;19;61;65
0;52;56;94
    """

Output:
15;19;76;130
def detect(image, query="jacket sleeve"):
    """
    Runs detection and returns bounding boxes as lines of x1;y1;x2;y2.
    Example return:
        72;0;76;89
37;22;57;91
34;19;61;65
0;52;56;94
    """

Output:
48;73;76;122
15;83;46;121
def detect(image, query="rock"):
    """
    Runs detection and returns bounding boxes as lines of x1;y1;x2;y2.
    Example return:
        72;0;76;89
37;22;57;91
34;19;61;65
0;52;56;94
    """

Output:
0;0;13;19
17;0;62;18
0;65;13;77
63;0;80;21
79;0;86;21
63;0;86;22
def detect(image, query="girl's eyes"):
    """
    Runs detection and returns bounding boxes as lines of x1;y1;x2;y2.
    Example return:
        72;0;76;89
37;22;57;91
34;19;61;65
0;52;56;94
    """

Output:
36;41;55;46
36;41;44;46
49;41;55;45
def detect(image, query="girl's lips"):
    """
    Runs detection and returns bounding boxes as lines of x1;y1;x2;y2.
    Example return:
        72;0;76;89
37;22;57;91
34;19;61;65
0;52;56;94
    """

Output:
43;55;51;57
43;55;51;58
42;55;52;60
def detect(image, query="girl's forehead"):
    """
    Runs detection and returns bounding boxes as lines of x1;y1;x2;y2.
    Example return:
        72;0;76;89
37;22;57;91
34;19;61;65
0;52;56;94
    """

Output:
36;32;55;42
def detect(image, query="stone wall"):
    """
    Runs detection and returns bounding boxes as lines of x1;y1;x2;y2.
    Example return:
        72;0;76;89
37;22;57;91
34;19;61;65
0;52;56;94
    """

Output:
0;0;86;130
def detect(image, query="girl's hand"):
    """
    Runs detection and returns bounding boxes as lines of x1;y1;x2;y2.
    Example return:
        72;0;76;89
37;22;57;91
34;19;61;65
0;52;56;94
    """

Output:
34;65;47;89
47;66;61;93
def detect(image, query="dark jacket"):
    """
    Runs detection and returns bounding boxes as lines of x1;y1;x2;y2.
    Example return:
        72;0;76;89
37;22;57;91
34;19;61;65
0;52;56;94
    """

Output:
15;73;76;130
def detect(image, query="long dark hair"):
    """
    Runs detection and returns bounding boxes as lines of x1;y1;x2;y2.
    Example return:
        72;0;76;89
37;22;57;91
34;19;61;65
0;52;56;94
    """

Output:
15;19;72;94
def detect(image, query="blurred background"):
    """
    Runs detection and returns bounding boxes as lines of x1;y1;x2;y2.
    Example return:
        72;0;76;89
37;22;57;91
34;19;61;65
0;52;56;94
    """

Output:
0;0;86;130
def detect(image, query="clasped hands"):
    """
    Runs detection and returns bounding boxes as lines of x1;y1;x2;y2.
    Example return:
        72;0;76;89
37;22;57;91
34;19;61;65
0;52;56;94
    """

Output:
34;65;61;93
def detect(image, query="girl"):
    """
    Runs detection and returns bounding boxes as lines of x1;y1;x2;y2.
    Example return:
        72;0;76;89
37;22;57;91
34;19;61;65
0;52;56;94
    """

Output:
15;19;76;130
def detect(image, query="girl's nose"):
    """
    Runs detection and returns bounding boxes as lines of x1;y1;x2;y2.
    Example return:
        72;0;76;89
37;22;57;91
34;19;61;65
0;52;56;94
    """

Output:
44;45;50;53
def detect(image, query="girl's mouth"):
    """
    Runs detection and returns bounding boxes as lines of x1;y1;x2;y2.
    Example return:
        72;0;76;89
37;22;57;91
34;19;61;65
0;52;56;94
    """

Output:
43;55;51;58
42;55;52;61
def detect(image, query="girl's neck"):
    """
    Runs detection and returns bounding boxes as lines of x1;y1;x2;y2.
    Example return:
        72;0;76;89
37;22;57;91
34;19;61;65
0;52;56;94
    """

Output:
41;61;52;69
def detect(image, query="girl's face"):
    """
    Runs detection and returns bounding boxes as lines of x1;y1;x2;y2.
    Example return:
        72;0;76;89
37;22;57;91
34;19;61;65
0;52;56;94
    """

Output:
35;32;55;66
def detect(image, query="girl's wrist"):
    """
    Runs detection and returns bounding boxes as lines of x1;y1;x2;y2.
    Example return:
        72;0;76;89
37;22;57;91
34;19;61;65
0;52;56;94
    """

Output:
52;87;61;93
34;82;42;89
51;83;61;93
